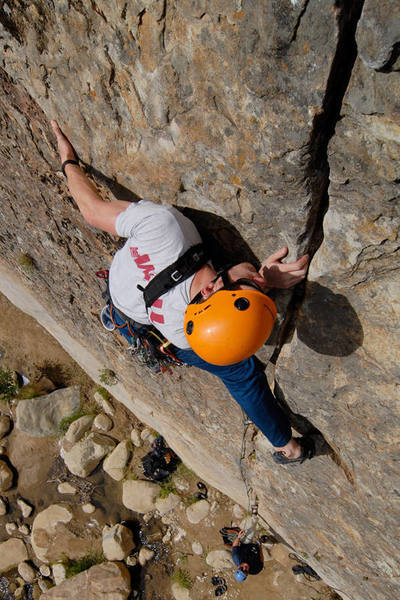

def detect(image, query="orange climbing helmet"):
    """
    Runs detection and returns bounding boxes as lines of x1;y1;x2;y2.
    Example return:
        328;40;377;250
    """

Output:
184;274;277;366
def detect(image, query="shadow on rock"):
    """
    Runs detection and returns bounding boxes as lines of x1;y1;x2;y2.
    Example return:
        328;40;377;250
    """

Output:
179;206;259;270
86;164;141;203
274;381;332;459
296;281;363;357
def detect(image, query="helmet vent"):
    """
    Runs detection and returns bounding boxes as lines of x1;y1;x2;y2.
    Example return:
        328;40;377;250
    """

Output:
186;320;194;335
234;297;250;311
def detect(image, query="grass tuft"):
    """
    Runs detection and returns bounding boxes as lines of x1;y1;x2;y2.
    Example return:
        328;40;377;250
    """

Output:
171;568;192;590
158;477;177;499
58;411;92;435
63;551;104;578
0;368;18;403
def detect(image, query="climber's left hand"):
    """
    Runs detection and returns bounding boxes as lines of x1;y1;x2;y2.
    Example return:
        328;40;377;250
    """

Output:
259;247;309;289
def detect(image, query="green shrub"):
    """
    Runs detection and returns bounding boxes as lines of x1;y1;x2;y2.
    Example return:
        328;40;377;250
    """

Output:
63;551;104;578
18;383;38;399
99;368;117;386
171;568;192;590
159;478;177;499
17;252;35;273
184;496;201;507
0;368;18;403
58;411;91;435
95;386;109;401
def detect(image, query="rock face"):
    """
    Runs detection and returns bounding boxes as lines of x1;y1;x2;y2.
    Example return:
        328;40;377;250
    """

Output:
40;561;131;600
15;387;80;437
0;2;398;600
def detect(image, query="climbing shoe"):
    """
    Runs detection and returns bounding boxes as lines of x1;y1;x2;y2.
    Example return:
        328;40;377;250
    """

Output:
272;436;315;465
292;564;321;581
100;305;115;331
211;576;225;586
215;584;227;596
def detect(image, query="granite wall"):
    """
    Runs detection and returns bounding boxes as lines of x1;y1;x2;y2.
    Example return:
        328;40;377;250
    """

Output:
0;2;399;599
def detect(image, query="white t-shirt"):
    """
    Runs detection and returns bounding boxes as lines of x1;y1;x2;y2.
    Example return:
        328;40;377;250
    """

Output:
109;200;202;349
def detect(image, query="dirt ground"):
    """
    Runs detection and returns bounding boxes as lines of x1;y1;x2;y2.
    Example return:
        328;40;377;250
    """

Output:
0;292;340;600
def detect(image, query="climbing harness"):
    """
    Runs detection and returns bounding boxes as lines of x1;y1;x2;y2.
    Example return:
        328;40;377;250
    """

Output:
138;243;208;308
96;270;184;374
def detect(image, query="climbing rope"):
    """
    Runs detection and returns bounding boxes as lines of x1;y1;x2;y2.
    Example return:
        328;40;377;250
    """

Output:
239;409;259;523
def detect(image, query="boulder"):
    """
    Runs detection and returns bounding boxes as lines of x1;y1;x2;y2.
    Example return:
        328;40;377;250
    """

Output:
52;563;67;586
130;429;141;447
57;482;77;495
40;562;131;599
0;539;28;574
0;415;11;439
171;582;191;600
191;541;203;555
31;504;73;563
82;503;96;514
93;391;114;416
155;493;180;516
0;497;7;515
206;550;234;570
31;503;101;564
64;415;94;442
138;547;155;566
17;561;36;583
122;479;160;513
17;497;33;517
0;459;13;491
103;440;131;481
185;499;210;524
62;433;116;477
93;414;113;432
102;524;135;561
15;386;80;437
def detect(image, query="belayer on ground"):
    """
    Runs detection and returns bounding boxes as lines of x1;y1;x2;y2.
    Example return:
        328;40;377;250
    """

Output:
51;119;315;465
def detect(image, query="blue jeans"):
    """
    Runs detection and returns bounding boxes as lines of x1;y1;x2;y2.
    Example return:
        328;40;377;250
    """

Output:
174;348;291;448
110;309;291;447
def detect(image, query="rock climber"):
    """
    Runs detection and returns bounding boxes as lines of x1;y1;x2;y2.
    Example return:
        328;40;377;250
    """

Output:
231;529;264;581
51;119;315;465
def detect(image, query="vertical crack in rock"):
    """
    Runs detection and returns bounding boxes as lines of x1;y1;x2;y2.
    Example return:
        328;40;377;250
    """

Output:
290;0;311;44
272;0;365;364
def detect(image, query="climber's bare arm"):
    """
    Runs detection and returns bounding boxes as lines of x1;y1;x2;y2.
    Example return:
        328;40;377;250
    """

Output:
51;120;129;235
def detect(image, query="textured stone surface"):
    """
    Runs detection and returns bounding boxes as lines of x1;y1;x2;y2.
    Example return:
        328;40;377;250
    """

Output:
205;549;234;570
15;386;80;437
185;499;210;524
122;479;160;514
62;432;116;477
103;440;131;480
0;2;398;600
31;503;101;563
41;562;131;600
0;539;28;574
65;415;94;442
102;524;135;561
0;459;13;491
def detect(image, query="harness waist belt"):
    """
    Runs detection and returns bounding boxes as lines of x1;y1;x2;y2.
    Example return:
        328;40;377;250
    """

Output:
140;243;208;308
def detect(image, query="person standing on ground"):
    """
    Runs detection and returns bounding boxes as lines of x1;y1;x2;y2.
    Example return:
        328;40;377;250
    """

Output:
232;529;264;581
50;119;315;465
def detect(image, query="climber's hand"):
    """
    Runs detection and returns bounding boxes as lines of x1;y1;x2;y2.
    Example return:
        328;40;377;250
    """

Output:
259;247;309;289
